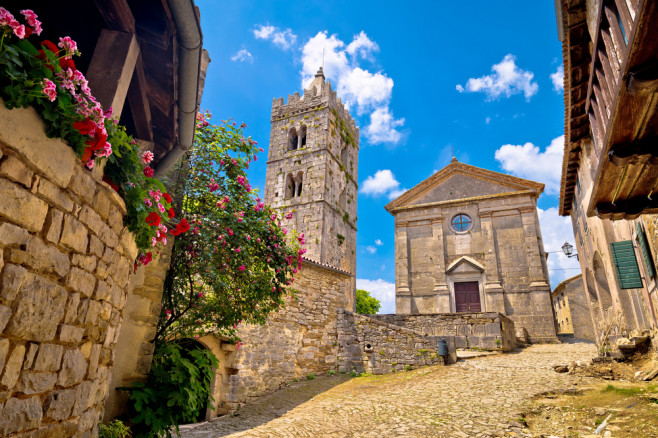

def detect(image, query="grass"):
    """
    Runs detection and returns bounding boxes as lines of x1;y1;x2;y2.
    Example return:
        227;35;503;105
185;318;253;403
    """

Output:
306;374;315;380
601;384;644;397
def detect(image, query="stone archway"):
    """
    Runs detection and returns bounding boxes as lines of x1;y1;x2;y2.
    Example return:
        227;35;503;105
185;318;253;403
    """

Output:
592;252;613;312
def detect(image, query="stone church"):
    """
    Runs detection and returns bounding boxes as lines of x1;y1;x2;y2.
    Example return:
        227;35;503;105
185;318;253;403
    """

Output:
385;159;559;343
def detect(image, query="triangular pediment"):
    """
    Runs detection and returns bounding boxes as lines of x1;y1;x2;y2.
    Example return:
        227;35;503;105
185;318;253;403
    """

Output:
446;256;485;274
385;161;544;212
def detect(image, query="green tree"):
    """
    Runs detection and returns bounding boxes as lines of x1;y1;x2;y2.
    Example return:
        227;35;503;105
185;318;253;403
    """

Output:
356;289;381;314
125;113;305;437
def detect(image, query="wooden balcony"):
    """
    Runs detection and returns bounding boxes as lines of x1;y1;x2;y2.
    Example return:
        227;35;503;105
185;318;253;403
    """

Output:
584;0;658;220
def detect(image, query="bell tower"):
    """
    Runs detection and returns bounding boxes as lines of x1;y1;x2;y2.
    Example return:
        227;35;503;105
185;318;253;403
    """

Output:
264;68;359;276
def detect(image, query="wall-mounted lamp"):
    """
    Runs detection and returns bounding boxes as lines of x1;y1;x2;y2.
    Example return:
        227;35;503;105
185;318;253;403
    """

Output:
561;241;579;260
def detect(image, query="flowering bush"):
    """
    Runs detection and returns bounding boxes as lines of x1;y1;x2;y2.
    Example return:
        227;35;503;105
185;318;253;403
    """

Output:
155;112;305;344
0;7;186;265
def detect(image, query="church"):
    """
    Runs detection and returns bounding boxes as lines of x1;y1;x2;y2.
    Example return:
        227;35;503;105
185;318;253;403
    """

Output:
385;159;559;343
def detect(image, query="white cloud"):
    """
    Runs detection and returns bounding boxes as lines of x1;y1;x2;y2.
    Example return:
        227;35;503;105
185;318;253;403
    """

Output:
253;24;297;50
356;278;396;314
360;169;405;200
366;107;405;144
365;245;377;254
457;54;538;100
346;31;379;60
494;135;564;195
230;48;253;63
485;116;491;124
550;65;564;92
300;31;404;145
375;239;383;246
537;207;581;288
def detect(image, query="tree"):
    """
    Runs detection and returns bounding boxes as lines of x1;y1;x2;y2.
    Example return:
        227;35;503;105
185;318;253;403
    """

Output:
356;289;381;314
125;113;306;437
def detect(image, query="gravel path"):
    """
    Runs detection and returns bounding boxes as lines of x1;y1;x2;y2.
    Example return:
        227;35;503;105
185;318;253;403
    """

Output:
179;341;597;438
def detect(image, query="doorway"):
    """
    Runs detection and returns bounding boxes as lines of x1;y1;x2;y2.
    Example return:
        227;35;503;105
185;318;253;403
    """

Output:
454;281;481;312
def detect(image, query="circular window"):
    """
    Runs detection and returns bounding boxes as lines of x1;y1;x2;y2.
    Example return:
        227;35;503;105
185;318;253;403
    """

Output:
451;214;473;232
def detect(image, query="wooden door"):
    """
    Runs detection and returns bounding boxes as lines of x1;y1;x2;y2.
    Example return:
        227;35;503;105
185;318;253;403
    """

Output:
454;281;481;312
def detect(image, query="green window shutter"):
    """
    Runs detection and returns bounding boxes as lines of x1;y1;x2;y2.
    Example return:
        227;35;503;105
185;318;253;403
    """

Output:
636;223;656;278
610;240;643;289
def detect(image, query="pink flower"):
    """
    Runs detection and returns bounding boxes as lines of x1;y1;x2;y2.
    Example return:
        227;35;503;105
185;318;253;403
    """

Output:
86;160;94;170
141;150;154;165
20;9;41;35
197;292;203;298
41;78;57;102
157;203;165;213
144;198;152;207
285;211;293;220
235;248;241;253
0;8;14;27
58;36;78;59
239;265;245;271
12;23;25;39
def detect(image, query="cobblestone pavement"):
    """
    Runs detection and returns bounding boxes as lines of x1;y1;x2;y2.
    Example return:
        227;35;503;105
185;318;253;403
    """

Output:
180;341;597;438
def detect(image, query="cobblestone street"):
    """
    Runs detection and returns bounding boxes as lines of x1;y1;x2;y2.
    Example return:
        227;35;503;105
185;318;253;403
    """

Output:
180;341;599;438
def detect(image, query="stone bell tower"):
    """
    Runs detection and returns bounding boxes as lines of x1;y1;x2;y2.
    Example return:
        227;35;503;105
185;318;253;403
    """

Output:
264;67;359;275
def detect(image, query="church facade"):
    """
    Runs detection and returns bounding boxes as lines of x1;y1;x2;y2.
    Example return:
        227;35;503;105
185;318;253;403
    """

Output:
385;159;559;343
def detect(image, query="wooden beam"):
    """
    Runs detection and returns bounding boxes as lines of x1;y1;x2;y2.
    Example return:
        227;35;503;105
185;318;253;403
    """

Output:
86;29;140;119
595;195;658;220
626;61;658;95
127;55;153;141
94;0;135;32
608;138;658;166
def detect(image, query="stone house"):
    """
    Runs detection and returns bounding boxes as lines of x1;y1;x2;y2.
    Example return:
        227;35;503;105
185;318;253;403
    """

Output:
0;1;208;435
552;274;596;341
385;159;559;343
556;0;658;344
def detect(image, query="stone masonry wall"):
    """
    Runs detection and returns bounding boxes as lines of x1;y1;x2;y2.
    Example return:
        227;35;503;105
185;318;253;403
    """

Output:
227;262;350;405
369;312;516;352
336;311;445;374
0;104;136;436
103;239;174;421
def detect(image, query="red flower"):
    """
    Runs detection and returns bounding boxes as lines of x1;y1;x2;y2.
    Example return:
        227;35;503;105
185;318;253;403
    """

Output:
168;208;175;219
145;212;161;227
85;130;107;151
59;57;75;70
143;167;154;178
81;147;93;164
102;175;120;192
41;40;58;53
73;118;96;136
163;193;172;203
170;218;190;236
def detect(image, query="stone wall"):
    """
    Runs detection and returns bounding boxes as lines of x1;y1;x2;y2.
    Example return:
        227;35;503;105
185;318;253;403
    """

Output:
336;311;446;374
0;104;136;436
552;274;596;342
227;262;351;406
369;312;516;352
103;239;174;421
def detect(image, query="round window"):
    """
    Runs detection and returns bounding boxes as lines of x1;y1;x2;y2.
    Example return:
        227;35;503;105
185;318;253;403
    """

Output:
451;214;472;232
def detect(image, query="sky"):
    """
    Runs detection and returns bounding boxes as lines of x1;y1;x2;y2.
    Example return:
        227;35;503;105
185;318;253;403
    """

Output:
196;0;582;313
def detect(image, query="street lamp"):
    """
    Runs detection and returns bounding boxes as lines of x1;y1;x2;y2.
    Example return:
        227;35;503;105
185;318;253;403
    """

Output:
561;241;579;260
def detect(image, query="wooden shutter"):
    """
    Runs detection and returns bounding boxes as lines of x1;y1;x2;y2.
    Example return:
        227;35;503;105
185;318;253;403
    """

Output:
636;223;656;278
610;240;643;289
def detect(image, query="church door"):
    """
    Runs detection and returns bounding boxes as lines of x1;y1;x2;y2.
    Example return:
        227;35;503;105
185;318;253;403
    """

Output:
454;281;481;312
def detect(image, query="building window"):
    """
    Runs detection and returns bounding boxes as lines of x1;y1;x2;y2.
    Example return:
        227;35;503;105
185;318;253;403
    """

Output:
451;214;472;233
636;223;656;278
285;172;303;199
610;240;643;289
299;125;307;148
288;128;298;151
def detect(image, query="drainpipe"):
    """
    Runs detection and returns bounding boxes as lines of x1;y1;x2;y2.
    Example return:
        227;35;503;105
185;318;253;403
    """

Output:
154;0;204;177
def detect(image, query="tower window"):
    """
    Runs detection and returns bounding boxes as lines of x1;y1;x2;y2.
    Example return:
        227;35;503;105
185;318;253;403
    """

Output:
451;214;473;233
285;172;303;199
288;128;298;151
300;125;307;148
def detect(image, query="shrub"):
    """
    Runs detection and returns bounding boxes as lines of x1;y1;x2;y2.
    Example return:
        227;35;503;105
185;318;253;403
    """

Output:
99;420;131;438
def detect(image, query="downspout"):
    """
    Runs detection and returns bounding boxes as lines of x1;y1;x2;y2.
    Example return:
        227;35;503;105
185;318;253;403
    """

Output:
154;0;203;177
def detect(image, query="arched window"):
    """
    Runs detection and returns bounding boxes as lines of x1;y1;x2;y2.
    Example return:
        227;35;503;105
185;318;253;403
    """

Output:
288;128;298;151
299;125;307;148
285;172;303;199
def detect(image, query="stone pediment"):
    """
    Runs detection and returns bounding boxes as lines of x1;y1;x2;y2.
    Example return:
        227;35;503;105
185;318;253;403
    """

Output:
385;160;544;212
446;256;484;274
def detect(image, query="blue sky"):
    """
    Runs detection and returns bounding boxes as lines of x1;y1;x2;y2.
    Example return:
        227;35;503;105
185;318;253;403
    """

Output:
196;0;581;313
